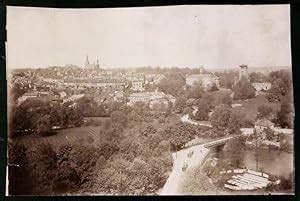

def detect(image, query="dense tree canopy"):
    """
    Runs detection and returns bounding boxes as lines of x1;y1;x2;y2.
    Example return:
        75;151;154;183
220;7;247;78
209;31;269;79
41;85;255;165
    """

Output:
157;73;186;97
232;77;256;100
211;105;232;131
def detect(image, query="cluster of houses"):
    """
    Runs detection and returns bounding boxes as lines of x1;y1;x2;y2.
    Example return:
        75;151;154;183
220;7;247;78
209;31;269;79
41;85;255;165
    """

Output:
185;67;220;91
127;89;176;109
15;63;276;115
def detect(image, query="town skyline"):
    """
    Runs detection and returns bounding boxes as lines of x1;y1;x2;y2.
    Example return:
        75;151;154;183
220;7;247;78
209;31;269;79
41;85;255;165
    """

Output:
7;5;291;69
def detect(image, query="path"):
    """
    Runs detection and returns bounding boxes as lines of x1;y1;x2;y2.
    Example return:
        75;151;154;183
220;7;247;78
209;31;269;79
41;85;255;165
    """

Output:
160;144;209;195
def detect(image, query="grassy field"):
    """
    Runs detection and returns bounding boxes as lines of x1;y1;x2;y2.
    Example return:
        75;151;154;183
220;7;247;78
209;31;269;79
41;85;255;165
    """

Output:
15;126;102;150
232;95;280;122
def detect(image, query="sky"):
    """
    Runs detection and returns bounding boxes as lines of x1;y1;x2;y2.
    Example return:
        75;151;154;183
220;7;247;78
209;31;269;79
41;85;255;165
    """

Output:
7;5;291;69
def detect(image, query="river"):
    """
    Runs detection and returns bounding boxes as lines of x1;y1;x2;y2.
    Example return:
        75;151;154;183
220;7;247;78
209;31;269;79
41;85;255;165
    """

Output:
217;148;293;179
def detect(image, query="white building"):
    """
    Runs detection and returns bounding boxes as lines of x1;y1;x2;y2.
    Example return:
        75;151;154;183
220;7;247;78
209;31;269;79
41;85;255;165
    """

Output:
63;94;85;103
127;91;175;109
114;91;125;102
17;92;39;105
254;118;275;133
186;68;220;91
252;82;272;92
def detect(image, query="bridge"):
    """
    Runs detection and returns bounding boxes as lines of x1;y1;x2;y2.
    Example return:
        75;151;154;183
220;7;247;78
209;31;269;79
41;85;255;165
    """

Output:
183;134;241;150
202;135;238;148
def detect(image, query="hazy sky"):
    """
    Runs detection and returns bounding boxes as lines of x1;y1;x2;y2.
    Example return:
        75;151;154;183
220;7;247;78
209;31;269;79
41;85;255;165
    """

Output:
7;5;291;69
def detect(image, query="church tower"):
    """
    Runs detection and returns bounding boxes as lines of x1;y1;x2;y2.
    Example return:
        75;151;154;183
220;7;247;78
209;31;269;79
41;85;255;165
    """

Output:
239;64;248;81
96;59;100;69
84;55;90;68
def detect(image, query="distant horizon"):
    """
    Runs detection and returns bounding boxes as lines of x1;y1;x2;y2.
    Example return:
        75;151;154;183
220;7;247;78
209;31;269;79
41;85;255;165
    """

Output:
10;64;291;71
7;5;291;69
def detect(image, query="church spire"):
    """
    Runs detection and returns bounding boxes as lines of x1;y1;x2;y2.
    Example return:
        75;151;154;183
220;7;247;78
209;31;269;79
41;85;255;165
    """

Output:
85;55;90;68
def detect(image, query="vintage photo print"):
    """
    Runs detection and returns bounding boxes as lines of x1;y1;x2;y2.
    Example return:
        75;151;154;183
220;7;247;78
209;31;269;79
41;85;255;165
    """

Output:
6;5;294;195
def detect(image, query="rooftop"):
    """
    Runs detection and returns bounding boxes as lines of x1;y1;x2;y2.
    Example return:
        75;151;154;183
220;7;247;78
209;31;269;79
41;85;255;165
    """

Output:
255;118;274;127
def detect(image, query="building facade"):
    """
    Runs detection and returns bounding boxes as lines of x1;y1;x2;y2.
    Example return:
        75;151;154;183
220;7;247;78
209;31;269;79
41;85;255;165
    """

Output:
239;64;249;81
186;67;220;91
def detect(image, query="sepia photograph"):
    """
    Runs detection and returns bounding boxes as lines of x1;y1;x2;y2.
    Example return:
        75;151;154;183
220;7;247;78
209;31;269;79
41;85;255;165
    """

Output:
6;5;294;195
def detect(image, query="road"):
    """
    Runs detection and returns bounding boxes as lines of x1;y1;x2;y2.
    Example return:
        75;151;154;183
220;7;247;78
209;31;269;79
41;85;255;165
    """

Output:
181;113;254;136
181;114;213;128
160;144;209;195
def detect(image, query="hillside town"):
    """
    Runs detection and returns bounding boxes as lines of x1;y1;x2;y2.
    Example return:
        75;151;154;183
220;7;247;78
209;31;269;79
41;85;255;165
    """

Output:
6;5;293;196
8;59;294;195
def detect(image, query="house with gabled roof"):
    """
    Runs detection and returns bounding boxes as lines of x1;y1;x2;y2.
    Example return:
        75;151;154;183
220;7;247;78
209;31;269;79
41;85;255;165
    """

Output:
254;118;275;133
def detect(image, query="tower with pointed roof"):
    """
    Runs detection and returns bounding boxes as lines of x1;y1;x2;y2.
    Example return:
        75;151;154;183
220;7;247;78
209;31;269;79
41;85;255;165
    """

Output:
85;55;90;68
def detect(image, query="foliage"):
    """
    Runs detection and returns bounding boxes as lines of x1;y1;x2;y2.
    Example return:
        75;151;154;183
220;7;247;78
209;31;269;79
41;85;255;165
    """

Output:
212;90;232;107
210;105;232;131
111;110;128;128
174;96;187;113
223;137;246;168
264;127;276;141
218;70;238;89
157;73;186;97
232;77;255;100
193;99;210;121
35;114;52;136
267;70;293;103
266;84;282;102
256;105;273;120
277;98;293;128
8;143;33;195
186;82;204;99
227;110;244;134
178;167;217;194
209;83;219;92
249;72;268;83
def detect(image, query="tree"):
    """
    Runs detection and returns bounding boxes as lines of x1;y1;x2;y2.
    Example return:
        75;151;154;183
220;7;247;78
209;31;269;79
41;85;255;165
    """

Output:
35;114;52;136
111;110;128;128
232;77;255;100
186;82;204;99
174;96;187;113
223;137;246;167
249;72;268;83
212;90;232;107
257;105;273;120
218;70;238;89
201;93;215;110
30;143;58;194
193;99;210;121
209;83;219;92
76;96;98;117
277;99;293;128
8;143;33;195
268;70;292;96
211;105;232;131
264;127;276;141
266;84;282;102
252;129;264;171
62;105;84;127
157;73;186;97
228;110;244;134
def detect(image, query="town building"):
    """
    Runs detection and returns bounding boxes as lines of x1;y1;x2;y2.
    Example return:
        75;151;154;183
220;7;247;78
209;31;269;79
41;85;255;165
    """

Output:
254;118;275;133
145;74;166;85
63;94;85;103
17;92;39;105
114;91;125;102
84;55;100;69
186;67;220;91
59;91;67;98
127;90;176;109
252;82;272;92
239;64;249;81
